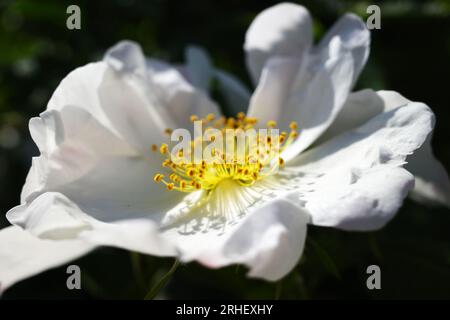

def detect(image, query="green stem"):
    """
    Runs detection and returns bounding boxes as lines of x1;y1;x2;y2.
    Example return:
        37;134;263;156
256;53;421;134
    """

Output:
144;259;180;300
130;252;146;293
274;280;283;300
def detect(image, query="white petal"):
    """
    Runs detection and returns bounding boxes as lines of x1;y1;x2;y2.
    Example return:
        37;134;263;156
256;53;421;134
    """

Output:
0;226;94;293
214;69;251;115
183;46;251;116
316;14;370;85
201;198;308;281
22;105;136;203
14;105;183;256
8;192;177;257
184;45;213;92
244;3;313;84
320;89;450;206
248;41;355;161
406;134;450;207
14;151;183;248
8;192;92;239
289;101;434;230
162;183;309;281
47;59;169;153
315;89;387;144
105;40;222;133
46;62;112;129
146;57;221;128
104;40;147;78
247;57;300;123
298;166;415;230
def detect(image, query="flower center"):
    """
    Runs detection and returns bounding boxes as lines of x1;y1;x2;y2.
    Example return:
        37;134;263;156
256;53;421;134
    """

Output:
153;112;299;192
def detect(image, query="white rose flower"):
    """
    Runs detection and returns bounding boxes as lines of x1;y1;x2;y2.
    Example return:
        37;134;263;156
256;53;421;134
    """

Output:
1;3;448;292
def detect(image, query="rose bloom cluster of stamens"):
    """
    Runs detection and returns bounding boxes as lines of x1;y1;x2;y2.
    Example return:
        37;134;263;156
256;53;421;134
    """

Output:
153;112;299;193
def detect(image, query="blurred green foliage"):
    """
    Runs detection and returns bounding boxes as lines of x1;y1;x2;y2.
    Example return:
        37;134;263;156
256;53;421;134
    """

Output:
1;0;450;299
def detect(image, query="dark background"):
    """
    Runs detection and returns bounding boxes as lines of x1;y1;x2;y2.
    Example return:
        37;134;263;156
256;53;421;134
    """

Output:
1;0;450;299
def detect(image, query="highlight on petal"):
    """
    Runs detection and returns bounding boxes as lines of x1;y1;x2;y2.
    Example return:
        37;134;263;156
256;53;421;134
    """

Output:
288;101;435;230
316;13;370;85
248;40;355;162
245;7;370;161
22;105;136;203
146;57;221;129
0;226;95;293
244;2;313;84
11;104;183;257
105;40;222;132
45;58;171;152
104;40;148;79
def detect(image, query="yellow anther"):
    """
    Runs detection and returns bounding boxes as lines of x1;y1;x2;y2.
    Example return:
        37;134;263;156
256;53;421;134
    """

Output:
267;120;277;128
245;117;258;125
160;143;168;154
154;113;301;193
187;168;195;177
214;117;226;127
164;128;173;135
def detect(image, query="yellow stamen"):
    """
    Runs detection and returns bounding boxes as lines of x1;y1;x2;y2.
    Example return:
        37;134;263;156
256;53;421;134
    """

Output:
267;120;277;128
160;143;168;154
153;114;300;193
